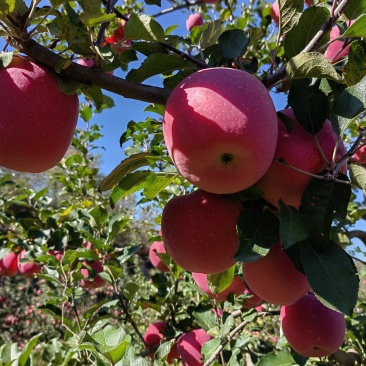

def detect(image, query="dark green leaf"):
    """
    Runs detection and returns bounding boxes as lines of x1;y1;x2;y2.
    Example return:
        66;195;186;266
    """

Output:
80;85;104;110
278;0;303;36
350;163;366;191
257;351;296;366
235;208;279;262
124;13;165;42
89;205;109;228
18;334;42;366
343;14;366;38
79;12;115;27
345;40;366;86
123;282;139;301
200;20;222;49
301;241;359;316
207;266;235;294
219;29;250;59
144;0;161;6
344;0;366;20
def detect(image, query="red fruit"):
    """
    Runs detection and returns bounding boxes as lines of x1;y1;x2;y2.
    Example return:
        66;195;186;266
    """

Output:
76;58;94;67
186;13;204;31
80;261;106;289
325;22;354;63
203;0;220;4
270;0;280;24
256;108;347;208
354;145;366;164
280;294;346;357
48;250;64;262
242;242;310;306
243;288;264;309
0;252;18;277
17;250;42;278
149;241;170;272
0;56;79;173
161;189;242;274
163;67;278;194
192;273;247;302
105;19;127;44
177;329;212;366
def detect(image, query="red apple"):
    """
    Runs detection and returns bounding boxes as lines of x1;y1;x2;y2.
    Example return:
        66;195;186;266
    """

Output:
177;329;212;366
161;189;242;274
149;241;170;272
17;250;42;278
325;22;354;63
105;19;127;44
0;252;18;277
80;260;106;289
186;13;204;32
48;250;64;262
256;108;347;208
192;273;246;302
243;288;264;309
0;56;79;173
163;67;278;194
354;145;366;164
280;293;346;357
242;242;310;306
270;0;280;24
76;58;94;67
203;0;220;4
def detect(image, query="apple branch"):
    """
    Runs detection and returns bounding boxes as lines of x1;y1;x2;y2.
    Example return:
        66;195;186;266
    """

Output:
152;0;204;18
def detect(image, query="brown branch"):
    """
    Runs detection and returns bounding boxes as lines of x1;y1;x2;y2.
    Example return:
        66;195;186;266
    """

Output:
7;36;171;105
152;0;204;18
347;230;366;247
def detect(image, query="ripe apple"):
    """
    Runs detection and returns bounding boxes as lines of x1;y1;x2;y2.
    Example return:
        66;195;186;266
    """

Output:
163;67;278;194
0;252;18;277
17;250;42;278
186;13;204;31
325;23;354;63
76;58;94;67
280;293;346;357
80;260;106;289
0;56;79;173
105;19;127;44
177;329;212;366
192;272;246;302
48;250;64;262
161;189;242;274
149;240;170;272
242;242;310;306
270;1;280;24
256;108;347;208
354;145;366;164
243;288;264;309
143;321;178;362
203;0;220;4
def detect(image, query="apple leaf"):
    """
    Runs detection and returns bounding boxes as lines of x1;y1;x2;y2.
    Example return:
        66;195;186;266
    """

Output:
279;202;309;249
223;185;263;201
126;53;196;83
89;205;109;229
121;347;149;366
0;52;13;69
288;78;331;134
218;29;250;59
284;6;329;60
235;208;279;263
79;12;115;27
79;0;102;13
300;241;359;316
278;0;303;36
344;40;366;86
286;52;342;82
124;13;165;42
207;266;235;295
155;340;176;362
344;0;366;20
18;333;42;366
0;0;14;19
343;14;366;38
350;163;366;192
200;19;221;49
257;350;296;366
145;0;161;6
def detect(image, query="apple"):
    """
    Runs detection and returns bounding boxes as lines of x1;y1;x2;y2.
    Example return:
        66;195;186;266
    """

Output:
0;252;18;277
203;0;220;4
242;242;310;306
186;13;204;32
354;145;366;164
48;250;64;262
0;56;79;173
270;1;280;25
80;260;106;289
177;328;212;366
17;250;42;278
105;19;127;44
143;321;178;362
149;240;170;272
256;108;347;208
325;22;354;63
76;58;94;67
280;293;346;357
163;67;278;194
243;288;264;309
161;189;242;274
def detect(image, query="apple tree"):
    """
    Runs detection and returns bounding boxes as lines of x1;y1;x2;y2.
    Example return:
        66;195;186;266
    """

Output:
1;0;366;364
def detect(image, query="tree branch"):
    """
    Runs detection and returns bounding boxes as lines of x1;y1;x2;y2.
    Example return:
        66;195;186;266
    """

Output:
7;36;171;105
152;0;204;18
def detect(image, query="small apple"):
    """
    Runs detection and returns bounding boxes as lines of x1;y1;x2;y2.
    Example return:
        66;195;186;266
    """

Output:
177;329;212;366
280;293;346;357
80;260;106;289
243;288;264;309
149;240;170;272
203;0;220;4
161;189;242;274
186;13;204;32
0;56;79;173
17;250;42;278
354;145;366;164
325;22;354;63
0;252;18;277
48;250;64;262
163;67;278;194
242;242;310;306
270;0;280;24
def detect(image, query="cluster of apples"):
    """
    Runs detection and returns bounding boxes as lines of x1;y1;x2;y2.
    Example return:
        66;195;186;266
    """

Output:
0;250;41;278
151;66;349;358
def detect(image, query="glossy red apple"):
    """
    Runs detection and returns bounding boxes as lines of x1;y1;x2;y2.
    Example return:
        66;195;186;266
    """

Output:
256;108;347;208
163;67;278;194
354;145;366;164
0;56;79;173
0;252;18;277
242;242;310;306
280;294;346;357
243;288;264;309
186;13;204;31
161;189;242;274
177;329;212;366
149;240;170;272
80;260;106;289
17;250;42;278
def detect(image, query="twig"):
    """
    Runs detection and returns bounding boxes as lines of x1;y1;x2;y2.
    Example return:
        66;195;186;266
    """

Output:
152;0;204;18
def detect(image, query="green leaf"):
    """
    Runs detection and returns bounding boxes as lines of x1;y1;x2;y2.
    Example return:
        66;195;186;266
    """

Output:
278;0;303;36
201;338;221;360
99;152;159;191
301;241;359;316
193;309;217;331
79;12;115;27
207;266;235;295
344;40;366;86
257;351;296;366
350;163;366;191
279;202;309;249
126;53;196;83
219;29;250;59
155;340;175;361
0;52;13;68
89;205;109;228
80;85;104;110
121;347;149;366
288;78;331;134
123;282;139;301
200;20;222;49
18;333;42;366
286;52;342;82
235;208;279;263
284;6;330;60
343;14;366;38
0;0;15;18
124;13;165;42
344;0;366;20
80;0;101;13
223;185;263;201
143;103;165;116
